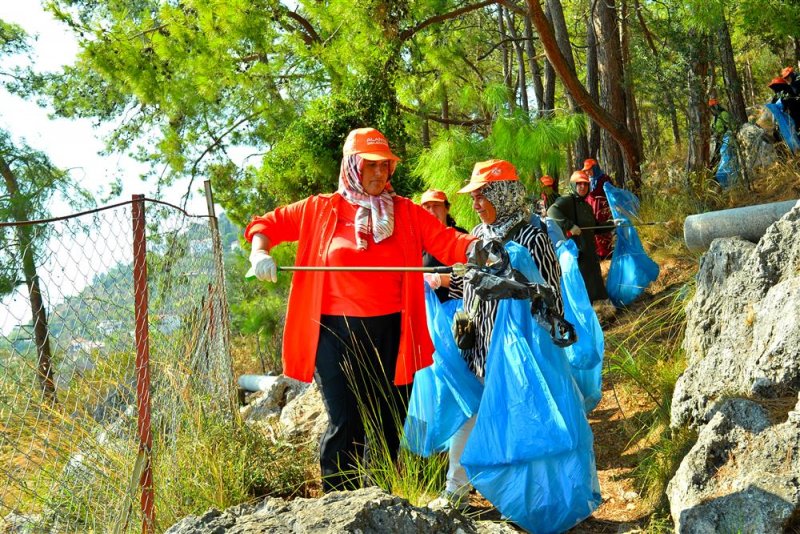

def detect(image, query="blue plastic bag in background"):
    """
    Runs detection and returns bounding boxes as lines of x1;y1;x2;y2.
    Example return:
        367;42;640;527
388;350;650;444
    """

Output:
715;132;738;187
766;101;800;153
403;286;483;456
557;238;604;411
604;184;660;307
461;242;601;534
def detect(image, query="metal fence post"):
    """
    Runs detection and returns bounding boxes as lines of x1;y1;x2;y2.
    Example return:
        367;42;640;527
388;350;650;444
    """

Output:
203;180;237;417
132;194;155;534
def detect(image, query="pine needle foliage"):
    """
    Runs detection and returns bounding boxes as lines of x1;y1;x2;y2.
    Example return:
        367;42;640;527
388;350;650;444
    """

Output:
414;92;587;228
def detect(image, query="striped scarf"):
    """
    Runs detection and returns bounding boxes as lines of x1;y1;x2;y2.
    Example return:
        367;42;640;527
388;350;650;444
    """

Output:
337;154;396;250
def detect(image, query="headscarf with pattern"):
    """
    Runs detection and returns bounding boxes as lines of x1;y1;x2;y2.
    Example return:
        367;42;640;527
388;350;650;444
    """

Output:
472;180;528;241
337;154;396;250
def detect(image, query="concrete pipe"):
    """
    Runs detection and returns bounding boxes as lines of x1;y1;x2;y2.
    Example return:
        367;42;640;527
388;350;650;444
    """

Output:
684;199;798;252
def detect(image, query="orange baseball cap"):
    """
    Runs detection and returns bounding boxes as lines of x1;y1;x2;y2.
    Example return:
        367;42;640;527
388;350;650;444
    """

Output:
570;170;590;184
420;189;448;204
342;127;400;161
708;98;719;107
582;158;598;171
782;66;795;78
457;159;519;193
539;175;555;187
769;76;790;88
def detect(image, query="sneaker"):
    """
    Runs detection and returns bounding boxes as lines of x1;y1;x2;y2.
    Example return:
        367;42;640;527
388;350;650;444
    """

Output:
428;491;470;512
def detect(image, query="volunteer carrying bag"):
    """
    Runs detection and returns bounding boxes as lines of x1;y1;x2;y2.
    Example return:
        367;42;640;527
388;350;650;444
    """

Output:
461;242;601;534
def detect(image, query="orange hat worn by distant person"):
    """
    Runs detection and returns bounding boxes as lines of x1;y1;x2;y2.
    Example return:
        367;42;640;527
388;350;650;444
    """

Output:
457;159;519;193
782;66;795;79
708;98;719;107
582;158;598;172
539;175;555;187
420;189;448;204
769;77;790;89
570;170;591;184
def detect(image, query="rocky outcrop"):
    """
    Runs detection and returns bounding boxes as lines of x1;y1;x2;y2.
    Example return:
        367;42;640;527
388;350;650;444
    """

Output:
737;122;778;175
240;376;327;452
671;201;800;428
165;486;517;534
668;397;800;533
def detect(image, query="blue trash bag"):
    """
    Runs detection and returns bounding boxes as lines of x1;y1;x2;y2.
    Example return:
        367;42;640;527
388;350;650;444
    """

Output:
461;242;601;534
715;133;737;187
557;238;604;411
403;286;483;456
603;184;660;307
766;101;800;153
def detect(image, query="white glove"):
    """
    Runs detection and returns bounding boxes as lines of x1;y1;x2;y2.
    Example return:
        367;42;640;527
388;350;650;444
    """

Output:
570;225;582;236
249;250;277;282
423;272;442;290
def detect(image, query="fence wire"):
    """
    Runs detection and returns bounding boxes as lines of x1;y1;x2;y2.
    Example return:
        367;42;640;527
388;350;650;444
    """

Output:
0;199;235;532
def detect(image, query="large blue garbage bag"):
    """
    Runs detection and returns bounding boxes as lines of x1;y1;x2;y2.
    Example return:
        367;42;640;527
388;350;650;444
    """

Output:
403;286;483;456
766;101;800;153
715;133;737;187
603;184;660;307
557;238;604;411
461;242;601;534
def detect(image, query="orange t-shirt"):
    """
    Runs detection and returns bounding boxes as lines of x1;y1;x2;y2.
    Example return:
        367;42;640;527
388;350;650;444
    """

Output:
320;201;404;316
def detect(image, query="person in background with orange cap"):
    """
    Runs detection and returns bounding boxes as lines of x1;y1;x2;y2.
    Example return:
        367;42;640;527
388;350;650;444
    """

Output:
548;170;609;303
535;174;559;217
769;76;800;132
782;66;800;97
418;189;467;304
429;159;563;509
709;98;734;167
245;127;477;493
582;158;615;260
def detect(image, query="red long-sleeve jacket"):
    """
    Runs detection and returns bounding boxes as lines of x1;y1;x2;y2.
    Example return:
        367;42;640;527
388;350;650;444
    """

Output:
245;193;476;385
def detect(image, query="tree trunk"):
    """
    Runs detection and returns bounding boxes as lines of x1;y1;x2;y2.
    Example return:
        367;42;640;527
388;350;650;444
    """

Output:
497;5;515;109
586;15;601;157
633;0;680;146
0;158;56;401
744;59;756;108
524;15;545;113
686;29;711;174
592;0;628;186
527;0;642;192
620;0;644;160
544;58;556;114
441;84;450;130
545;0;588;166
422;119;430;148
505;10;529;113
717;15;747;126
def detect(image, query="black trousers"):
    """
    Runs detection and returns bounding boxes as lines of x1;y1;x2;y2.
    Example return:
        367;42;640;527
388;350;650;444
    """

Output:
314;313;410;493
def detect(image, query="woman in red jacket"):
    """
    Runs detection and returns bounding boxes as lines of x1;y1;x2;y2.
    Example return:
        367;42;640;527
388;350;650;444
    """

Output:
245;127;477;492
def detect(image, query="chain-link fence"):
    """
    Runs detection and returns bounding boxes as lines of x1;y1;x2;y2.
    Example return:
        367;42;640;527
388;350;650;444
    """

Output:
0;194;235;532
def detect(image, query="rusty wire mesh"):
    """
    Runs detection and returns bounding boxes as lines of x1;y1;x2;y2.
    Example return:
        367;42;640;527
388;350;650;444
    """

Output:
0;199;235;532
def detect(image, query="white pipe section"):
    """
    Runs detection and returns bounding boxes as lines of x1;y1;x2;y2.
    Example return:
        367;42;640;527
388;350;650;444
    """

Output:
684;200;798;252
237;374;279;392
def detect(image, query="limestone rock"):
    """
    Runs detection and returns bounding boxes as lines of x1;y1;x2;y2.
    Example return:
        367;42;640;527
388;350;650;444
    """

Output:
671;202;800;428
164;486;518;534
668;398;800;533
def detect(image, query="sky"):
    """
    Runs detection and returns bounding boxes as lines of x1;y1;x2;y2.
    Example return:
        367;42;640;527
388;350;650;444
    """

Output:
0;2;215;335
0;1;210;213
